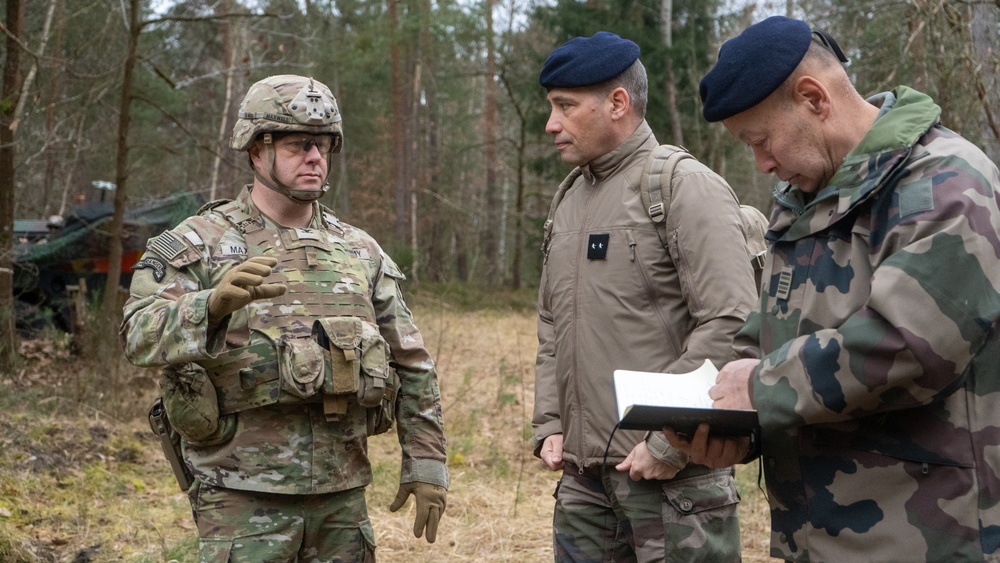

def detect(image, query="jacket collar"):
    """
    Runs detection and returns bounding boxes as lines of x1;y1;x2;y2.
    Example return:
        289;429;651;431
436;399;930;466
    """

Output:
580;121;656;184
771;86;941;240
237;185;324;230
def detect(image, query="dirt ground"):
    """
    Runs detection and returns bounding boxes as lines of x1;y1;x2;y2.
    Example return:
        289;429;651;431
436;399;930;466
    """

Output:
0;305;771;562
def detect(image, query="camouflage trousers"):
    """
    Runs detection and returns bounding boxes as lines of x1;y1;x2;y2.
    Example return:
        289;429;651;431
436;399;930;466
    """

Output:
552;462;742;563
188;480;376;562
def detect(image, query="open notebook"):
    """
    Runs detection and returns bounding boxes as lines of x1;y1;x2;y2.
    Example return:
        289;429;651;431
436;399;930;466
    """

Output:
613;359;758;436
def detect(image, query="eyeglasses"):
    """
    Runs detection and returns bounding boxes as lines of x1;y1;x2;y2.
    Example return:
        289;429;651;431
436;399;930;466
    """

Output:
278;135;335;155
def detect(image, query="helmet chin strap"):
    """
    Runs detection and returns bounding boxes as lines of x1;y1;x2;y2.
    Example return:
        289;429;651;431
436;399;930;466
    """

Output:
253;136;330;203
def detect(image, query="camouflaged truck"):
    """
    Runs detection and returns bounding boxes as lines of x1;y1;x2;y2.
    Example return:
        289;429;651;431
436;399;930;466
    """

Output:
13;192;203;334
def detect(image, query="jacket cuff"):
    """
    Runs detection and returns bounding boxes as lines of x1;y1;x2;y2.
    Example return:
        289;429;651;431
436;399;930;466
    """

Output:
645;431;690;468
184;289;227;359
532;421;563;458
401;458;449;489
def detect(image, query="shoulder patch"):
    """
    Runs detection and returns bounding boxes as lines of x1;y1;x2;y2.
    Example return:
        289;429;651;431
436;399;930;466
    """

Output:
147;231;189;260
133;257;167;282
899;178;934;218
197;198;233;216
382;253;406;280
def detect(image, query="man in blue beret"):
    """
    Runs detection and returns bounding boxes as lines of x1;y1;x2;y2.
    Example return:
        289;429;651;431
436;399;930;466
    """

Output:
667;15;1000;562
532;31;758;562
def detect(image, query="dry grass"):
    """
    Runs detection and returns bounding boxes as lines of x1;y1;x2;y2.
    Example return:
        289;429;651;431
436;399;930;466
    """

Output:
0;297;772;562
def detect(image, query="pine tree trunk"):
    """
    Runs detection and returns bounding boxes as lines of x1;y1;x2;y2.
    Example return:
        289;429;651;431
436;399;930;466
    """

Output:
1;0;25;374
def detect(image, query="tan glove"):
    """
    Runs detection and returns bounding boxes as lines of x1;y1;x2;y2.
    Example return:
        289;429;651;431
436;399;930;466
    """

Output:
389;482;447;543
206;256;287;327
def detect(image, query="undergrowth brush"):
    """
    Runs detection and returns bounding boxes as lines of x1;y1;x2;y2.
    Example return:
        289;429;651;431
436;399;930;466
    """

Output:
0;285;770;562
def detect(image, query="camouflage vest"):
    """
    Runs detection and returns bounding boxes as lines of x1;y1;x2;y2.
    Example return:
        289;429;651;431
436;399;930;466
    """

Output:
198;201;394;423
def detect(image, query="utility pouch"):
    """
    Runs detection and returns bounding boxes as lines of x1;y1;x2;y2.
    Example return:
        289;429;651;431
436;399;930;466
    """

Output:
277;337;326;399
367;364;400;436
357;321;391;408
313;317;363;395
313;317;396;430
160;363;237;447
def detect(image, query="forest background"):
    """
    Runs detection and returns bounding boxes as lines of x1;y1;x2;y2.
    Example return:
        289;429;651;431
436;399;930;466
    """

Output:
0;0;999;363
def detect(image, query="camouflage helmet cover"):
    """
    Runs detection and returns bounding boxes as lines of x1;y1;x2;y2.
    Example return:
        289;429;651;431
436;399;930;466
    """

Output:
230;75;343;152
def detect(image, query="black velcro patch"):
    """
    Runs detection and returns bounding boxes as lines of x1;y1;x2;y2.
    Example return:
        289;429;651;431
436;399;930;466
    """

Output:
134;257;167;282
587;234;610;260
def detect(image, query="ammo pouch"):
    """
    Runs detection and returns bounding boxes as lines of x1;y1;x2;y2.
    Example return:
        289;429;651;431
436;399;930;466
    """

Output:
313;317;400;434
160;363;237;447
277;336;326;399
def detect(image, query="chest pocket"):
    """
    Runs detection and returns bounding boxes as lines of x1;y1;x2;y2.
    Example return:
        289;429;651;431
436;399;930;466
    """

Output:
762;221;862;349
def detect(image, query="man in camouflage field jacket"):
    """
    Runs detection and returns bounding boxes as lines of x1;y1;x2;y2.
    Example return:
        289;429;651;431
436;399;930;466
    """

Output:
666;16;1000;562
120;75;447;561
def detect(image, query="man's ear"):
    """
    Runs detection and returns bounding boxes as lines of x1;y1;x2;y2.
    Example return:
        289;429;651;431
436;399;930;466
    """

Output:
794;76;831;119
248;141;263;171
609;87;631;120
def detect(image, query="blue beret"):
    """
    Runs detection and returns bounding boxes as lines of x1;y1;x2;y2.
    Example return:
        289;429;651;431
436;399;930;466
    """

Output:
699;16;812;122
539;32;641;89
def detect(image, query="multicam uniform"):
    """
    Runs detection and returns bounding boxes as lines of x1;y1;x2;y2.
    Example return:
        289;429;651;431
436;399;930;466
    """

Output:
121;186;447;559
740;86;1000;561
533;122;757;562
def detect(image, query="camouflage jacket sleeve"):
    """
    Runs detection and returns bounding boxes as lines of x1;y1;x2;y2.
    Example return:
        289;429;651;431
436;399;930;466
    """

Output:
531;263;561;458
119;215;229;366
752;133;1000;432
372;251;449;489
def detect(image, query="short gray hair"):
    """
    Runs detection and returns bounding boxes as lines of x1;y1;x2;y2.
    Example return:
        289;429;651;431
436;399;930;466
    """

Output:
596;59;648;118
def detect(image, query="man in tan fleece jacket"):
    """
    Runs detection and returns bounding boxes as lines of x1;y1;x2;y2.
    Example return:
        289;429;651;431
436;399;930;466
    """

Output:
532;31;758;563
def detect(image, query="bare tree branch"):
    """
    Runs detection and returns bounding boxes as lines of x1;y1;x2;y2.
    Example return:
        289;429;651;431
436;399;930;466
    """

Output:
0;19;40;61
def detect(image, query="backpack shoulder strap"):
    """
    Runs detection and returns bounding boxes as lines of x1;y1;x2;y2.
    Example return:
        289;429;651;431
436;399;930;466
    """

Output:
738;204;770;287
541;167;584;262
641;144;772;291
640;144;695;248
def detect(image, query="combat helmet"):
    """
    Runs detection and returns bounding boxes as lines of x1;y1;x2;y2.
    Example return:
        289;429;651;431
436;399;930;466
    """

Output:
231;75;343;202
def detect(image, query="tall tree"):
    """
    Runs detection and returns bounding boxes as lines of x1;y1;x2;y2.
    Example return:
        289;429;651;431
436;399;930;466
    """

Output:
100;0;143;341
1;0;26;373
659;0;684;145
208;0;236;201
480;0;501;283
389;0;408;241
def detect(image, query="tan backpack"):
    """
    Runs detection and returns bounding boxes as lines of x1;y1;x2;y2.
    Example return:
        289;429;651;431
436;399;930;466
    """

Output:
640;144;769;289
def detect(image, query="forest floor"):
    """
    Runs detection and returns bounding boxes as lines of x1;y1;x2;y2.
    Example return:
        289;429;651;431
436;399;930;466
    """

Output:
0;286;771;562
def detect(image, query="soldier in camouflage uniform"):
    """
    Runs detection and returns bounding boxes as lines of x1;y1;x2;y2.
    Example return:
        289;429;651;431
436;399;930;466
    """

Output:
667;17;1000;562
534;32;756;562
120;75;448;562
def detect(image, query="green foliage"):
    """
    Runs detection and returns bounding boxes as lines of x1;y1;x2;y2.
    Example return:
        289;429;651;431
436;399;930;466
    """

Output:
7;0;999;294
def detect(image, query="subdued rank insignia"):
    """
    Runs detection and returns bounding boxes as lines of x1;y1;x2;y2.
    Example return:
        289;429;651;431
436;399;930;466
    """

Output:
134;257;167;282
587;233;610;260
775;266;793;301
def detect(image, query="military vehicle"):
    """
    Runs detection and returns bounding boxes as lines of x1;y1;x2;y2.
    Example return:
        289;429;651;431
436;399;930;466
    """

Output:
13;192;204;334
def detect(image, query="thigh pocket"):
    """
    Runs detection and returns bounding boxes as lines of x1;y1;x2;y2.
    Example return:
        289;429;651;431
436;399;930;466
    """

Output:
661;469;740;520
360;520;377;563
197;537;234;563
661;470;741;560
